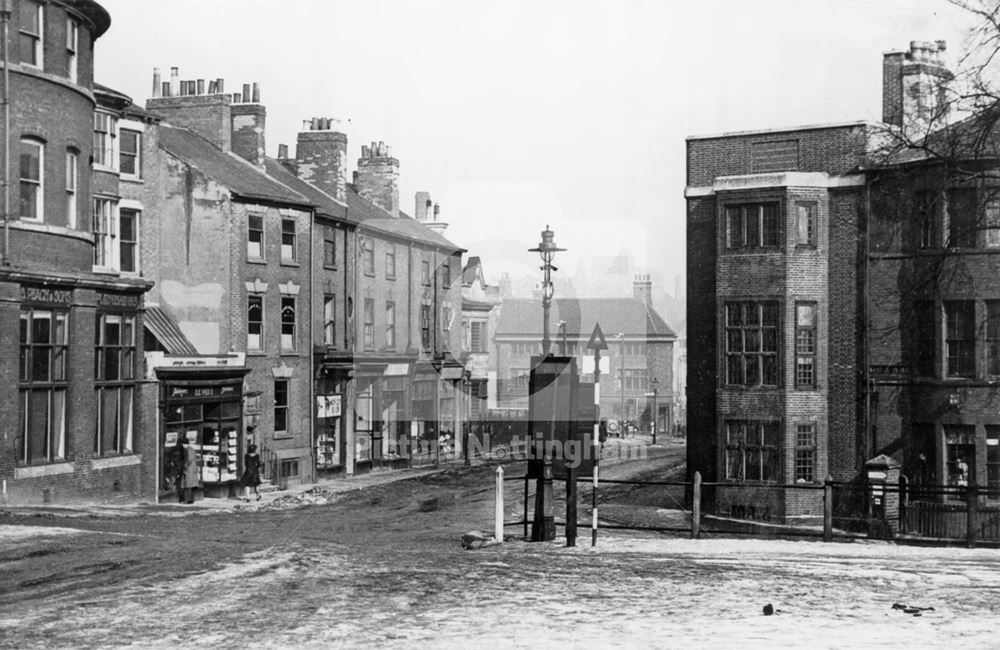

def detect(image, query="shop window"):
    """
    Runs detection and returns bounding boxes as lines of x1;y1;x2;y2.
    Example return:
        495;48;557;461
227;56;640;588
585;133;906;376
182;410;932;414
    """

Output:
274;379;288;435
385;244;396;279
725;301;778;387
795;424;816;483
95;313;137;455
947;188;977;248
323;295;335;346
280;296;296;351
247;295;264;351
725;202;779;250
323;225;336;268
363;298;374;350
795;303;817;388
18;309;68;463
19;1;42;67
987;426;1000;496
66;150;78;228
248;214;264;260
119;129;141;178
385;301;396;350
724;420;779;482
945;300;975;377
66;17;78;81
280;218;296;262
945;425;975;496
93;112;117;169
796;202;816;247
362;238;374;276
119;209;139;273
19;138;43;221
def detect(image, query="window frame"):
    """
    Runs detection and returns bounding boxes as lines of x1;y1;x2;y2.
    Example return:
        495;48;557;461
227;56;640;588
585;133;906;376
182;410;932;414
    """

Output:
385;301;396;350
322;225;336;268
794;423;816;483
66;150;78;228
18;0;42;68
470;320;486;353
363;298;375;350
725;202;780;250
385;243;396;279
118;207;139;274
247;214;264;260
93;112;118;170
947;188;977;249
724;420;780;483
94;313;136;456
19;138;43;222
796;202;816;247
280;218;297;263
18;308;69;464
119;128;142;179
66;16;78;82
280;295;296;352
323;294;335;347
945;300;975;378
420;303;432;351
725;301;779;388
987;301;1000;377
795;302;817;389
916;191;938;249
274;379;289;435
442;257;451;288
421;259;431;285
247;294;264;351
92;197;117;270
362;238;375;276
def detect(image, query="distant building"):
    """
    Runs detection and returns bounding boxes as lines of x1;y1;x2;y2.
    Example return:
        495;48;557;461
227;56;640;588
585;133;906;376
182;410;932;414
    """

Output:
494;277;675;432
460;257;502;417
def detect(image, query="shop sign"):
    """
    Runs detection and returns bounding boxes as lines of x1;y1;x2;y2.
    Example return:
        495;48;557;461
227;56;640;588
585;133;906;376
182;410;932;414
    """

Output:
20;285;72;304
317;394;342;418
97;292;139;308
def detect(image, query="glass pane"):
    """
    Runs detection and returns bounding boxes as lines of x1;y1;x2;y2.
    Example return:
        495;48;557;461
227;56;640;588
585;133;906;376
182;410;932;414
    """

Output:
52;389;66;459
31;348;50;382
120;388;133;453
104;315;121;346
104;348;120;381
28;389;48;461
31;310;50;344
123;317;135;345
101;388;119;454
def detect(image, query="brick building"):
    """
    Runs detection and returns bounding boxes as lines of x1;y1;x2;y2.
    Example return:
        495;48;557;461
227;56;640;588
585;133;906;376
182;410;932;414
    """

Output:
0;0;156;505
461;256;502;418
494;278;675;431
686;39;1000;522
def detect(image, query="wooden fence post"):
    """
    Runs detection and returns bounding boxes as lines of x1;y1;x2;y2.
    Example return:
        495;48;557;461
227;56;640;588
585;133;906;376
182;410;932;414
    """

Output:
692;471;701;539
495;465;504;543
823;476;833;543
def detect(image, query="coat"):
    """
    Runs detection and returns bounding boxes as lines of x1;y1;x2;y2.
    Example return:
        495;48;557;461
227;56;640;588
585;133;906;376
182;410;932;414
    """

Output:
183;444;201;487
241;452;262;488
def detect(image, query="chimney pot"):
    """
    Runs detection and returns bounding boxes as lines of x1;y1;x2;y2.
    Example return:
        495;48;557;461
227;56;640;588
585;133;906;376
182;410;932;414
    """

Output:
152;67;162;98
252;82;260;103
161;81;170;97
197;79;205;95
302;120;311;131
217;78;225;94
242;83;251;103
311;117;320;130
278;143;288;159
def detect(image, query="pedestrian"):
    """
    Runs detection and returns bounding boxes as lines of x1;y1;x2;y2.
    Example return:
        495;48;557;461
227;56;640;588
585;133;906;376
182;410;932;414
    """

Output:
241;443;262;501
182;437;201;504
170;439;186;503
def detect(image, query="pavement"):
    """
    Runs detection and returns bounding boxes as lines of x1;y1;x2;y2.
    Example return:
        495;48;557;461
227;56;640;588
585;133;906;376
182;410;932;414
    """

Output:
0;463;461;519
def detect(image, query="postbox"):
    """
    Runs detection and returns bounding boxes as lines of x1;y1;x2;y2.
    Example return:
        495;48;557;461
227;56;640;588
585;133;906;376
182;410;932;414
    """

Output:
866;454;901;535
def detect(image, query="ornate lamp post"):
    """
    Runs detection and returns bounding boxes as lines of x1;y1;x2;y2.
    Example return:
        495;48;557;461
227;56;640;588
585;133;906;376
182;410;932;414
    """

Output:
529;226;565;355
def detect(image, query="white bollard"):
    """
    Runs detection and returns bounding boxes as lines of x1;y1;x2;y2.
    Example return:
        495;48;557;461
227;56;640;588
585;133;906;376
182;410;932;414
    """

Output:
495;465;504;543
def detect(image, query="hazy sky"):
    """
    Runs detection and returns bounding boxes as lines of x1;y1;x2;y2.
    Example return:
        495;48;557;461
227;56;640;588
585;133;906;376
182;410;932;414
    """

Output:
95;0;979;291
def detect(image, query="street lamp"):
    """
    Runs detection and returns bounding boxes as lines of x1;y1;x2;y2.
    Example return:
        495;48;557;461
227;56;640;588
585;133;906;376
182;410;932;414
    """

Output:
528;226;565;355
649;376;660;445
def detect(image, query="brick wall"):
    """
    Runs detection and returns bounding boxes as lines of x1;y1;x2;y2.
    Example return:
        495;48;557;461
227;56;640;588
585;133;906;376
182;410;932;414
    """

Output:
147;95;232;151
686;195;717;481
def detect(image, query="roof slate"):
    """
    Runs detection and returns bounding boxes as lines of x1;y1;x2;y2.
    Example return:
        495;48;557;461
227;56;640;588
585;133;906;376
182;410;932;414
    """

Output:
495;298;676;339
158;125;310;206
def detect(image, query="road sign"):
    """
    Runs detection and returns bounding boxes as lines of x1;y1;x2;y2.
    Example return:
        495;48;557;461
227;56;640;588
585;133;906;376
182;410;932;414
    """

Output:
586;323;609;351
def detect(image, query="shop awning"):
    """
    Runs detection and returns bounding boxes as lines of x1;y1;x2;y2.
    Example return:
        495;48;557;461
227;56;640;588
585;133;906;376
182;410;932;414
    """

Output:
145;307;199;355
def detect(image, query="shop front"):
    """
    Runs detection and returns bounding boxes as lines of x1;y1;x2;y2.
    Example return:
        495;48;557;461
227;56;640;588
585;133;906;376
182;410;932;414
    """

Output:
151;356;249;500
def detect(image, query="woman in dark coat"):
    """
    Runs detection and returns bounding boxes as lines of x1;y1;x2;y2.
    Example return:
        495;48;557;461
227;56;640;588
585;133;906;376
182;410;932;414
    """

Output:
170;439;186;503
241;444;262;501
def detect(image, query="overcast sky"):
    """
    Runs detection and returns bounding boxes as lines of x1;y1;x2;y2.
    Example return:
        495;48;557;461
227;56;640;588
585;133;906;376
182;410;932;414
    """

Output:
95;0;979;291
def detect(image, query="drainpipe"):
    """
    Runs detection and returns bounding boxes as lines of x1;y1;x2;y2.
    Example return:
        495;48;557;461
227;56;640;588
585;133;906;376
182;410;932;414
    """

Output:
308;208;315;482
1;0;11;266
864;178;873;469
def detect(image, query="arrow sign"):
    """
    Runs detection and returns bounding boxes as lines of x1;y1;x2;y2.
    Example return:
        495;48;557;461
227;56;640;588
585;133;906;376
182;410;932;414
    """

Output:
586;323;609;351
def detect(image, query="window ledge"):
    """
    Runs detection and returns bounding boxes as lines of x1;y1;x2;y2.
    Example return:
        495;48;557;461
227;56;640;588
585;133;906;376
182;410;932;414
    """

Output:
121;176;144;184
247;350;267;357
247;258;267;265
280;260;300;267
92;454;141;470
15;462;74;479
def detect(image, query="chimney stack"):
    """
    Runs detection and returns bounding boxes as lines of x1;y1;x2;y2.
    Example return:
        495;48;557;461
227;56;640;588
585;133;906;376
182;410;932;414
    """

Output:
633;274;653;307
147;67;232;151
356;141;400;217
231;81;266;168
295;116;348;202
883;40;953;140
415;192;432;221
